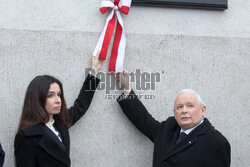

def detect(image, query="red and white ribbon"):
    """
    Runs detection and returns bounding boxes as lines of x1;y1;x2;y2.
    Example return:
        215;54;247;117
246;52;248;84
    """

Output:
93;0;131;72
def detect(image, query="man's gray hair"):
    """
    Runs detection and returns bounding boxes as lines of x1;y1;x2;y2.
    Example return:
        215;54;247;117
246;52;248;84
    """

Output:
175;89;205;106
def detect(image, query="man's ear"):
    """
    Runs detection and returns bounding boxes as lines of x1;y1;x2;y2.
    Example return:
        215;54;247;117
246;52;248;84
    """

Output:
201;105;207;117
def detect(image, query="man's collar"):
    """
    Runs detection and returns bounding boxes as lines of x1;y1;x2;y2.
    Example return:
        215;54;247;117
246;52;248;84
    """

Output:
180;119;204;135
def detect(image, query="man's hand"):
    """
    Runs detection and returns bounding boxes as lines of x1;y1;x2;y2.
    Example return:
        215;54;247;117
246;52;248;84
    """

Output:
116;70;131;95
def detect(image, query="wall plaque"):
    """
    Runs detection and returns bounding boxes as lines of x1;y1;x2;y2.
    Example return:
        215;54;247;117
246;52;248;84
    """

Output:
132;0;228;10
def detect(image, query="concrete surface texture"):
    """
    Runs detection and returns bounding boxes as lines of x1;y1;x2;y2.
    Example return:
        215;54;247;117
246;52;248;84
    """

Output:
0;0;250;38
0;0;250;167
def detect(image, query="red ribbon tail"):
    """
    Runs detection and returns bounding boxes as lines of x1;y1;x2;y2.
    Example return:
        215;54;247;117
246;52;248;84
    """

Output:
108;21;123;72
100;14;116;60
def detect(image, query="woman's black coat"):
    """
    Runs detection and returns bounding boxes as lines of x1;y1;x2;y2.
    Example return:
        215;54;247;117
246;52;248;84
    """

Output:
14;74;99;167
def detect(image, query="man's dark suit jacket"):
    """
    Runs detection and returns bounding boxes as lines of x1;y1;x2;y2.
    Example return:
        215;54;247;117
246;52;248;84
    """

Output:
14;74;99;167
0;143;5;167
117;90;231;167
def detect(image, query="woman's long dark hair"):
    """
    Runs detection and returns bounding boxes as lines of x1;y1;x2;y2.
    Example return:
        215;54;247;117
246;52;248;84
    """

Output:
17;75;71;132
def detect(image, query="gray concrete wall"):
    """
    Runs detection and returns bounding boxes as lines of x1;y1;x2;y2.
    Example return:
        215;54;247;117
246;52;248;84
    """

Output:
0;0;250;167
0;0;250;38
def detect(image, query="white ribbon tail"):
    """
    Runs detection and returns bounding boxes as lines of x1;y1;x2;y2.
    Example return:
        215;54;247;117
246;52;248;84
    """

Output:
115;10;125;72
93;8;115;57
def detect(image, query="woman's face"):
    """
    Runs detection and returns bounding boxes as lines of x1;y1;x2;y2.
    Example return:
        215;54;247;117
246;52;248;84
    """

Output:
45;83;61;116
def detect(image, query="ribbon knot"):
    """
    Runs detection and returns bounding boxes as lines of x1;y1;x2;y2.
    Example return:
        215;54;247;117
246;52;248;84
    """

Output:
93;0;132;72
114;5;119;11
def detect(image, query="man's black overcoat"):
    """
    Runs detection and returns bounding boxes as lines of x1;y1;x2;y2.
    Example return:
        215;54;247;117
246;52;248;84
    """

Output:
118;90;231;167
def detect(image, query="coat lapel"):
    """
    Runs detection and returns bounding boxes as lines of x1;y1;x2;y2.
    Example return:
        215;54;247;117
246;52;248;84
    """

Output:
23;124;70;166
163;118;212;161
42;125;67;151
165;126;180;152
54;119;70;154
39;133;70;166
164;134;198;160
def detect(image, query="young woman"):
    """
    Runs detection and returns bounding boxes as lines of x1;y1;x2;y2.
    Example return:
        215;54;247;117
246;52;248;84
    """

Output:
14;55;103;167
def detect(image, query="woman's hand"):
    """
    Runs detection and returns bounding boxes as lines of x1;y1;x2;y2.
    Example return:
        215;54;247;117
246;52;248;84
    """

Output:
91;51;103;75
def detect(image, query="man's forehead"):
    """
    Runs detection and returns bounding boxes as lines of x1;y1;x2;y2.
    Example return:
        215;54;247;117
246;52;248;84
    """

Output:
175;92;198;104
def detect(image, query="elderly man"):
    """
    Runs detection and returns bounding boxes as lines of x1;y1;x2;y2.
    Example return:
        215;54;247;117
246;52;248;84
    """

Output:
116;71;231;167
0;142;5;167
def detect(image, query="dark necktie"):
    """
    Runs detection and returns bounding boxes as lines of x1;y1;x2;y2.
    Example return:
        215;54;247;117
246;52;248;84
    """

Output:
176;132;187;144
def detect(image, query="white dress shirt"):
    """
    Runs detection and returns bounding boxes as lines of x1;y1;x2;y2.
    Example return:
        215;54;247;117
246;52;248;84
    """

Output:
180;119;204;135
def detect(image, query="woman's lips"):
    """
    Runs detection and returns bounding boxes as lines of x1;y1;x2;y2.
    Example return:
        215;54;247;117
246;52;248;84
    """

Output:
54;107;61;110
